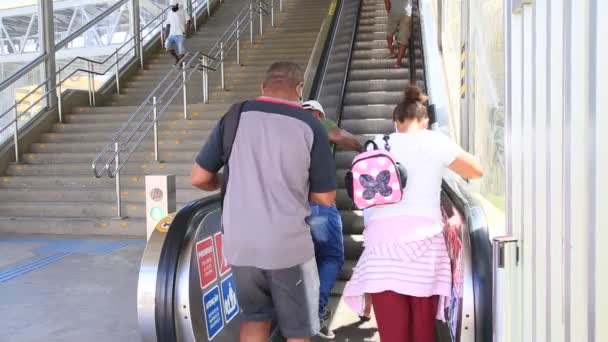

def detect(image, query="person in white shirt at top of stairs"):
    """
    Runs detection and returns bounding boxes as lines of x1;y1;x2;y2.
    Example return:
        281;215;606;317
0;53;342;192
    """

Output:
165;0;190;65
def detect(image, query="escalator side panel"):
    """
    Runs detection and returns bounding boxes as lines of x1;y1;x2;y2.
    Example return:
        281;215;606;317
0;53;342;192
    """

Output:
154;196;222;342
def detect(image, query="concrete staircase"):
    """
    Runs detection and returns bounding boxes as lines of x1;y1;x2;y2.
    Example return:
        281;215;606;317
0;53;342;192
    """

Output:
0;0;330;236
331;0;426;293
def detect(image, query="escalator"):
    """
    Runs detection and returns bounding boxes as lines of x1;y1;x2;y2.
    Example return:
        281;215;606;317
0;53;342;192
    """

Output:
137;0;493;340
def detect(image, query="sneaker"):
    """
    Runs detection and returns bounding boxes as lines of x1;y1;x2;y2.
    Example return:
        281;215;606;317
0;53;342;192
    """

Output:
358;314;371;323
318;306;335;340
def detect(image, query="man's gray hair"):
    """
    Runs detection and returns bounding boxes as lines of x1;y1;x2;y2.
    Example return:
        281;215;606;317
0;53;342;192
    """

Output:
263;62;304;89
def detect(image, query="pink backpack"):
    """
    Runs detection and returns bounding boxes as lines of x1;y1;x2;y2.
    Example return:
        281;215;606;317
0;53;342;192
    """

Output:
345;136;408;209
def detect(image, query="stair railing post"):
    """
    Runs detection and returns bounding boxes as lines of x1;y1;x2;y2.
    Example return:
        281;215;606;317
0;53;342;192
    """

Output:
259;1;263;35
114;142;123;218
182;61;188;119
57;71;63;123
280;0;282;12
249;3;254;43
152;96;159;161
115;48;121;94
271;0;274;27
12;100;20;163
202;56;209;103
89;61;96;107
160;14;165;45
236;24;241;65
87;62;93;106
139;37;144;69
207;0;210;17
220;42;225;90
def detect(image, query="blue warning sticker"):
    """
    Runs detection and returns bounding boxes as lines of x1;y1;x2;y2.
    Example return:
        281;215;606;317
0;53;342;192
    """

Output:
221;273;239;323
202;285;224;340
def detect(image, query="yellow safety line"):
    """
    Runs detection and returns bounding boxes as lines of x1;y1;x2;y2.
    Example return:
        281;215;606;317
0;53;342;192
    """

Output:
328;0;337;16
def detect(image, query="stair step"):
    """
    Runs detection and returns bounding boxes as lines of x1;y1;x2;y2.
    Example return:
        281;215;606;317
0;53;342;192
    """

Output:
0;216;147;236
5;161;198;176
41;129;210;143
0;174;198;189
341;104;397;120
51;119;216;133
340;118;394;135
0;201;172;218
0;187;215;203
23;151;196;164
30;139;205;153
343;91;405;106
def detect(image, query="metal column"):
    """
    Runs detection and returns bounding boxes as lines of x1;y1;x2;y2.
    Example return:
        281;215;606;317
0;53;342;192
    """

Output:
493;237;519;342
131;0;142;69
39;0;57;109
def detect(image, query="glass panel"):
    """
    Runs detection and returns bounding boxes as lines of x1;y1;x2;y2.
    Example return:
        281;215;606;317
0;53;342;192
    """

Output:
0;63;47;143
53;0;124;44
140;0;170;46
55;1;134;92
468;0;506;212
440;0;463;144
0;0;43;83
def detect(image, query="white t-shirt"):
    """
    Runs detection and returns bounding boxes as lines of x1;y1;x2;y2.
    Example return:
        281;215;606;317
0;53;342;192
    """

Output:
167;10;187;36
363;130;463;224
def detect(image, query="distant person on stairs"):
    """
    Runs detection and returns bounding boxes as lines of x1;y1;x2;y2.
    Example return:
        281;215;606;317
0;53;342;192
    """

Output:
342;85;484;342
191;62;337;342
384;0;413;68
165;0;188;65
302;100;362;339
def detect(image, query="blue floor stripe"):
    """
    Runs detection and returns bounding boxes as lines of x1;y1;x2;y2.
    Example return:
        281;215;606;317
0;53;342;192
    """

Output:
0;252;72;283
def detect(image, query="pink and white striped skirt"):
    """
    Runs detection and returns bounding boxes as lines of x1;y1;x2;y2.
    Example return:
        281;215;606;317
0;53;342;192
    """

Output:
343;231;452;317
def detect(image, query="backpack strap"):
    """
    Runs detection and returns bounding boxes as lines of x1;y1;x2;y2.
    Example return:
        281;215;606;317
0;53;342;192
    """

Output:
363;140;379;151
220;101;247;205
382;135;391;151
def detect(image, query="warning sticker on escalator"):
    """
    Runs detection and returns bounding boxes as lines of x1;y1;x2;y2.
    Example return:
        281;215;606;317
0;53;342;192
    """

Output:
196;237;218;290
221;274;239;324
202;285;224;340
214;232;231;276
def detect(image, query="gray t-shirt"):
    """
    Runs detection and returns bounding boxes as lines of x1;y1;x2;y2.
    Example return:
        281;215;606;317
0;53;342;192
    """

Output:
390;0;413;16
196;98;336;270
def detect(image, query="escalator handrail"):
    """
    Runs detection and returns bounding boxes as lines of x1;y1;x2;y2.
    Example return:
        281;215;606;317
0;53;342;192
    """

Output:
309;0;363;126
308;0;344;100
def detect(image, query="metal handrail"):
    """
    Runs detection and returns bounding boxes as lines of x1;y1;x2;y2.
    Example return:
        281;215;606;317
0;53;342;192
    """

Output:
91;0;279;218
90;55;195;178
92;52;201;179
202;0;276;94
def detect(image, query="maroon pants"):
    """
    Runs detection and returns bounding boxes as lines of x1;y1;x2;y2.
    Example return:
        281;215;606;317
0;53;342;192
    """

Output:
371;291;438;342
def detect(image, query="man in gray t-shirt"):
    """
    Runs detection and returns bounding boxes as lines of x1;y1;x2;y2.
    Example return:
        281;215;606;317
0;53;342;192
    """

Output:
192;62;337;341
385;0;413;68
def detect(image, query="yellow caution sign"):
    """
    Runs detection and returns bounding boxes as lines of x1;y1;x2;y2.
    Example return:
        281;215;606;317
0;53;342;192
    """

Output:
460;43;466;99
155;213;176;233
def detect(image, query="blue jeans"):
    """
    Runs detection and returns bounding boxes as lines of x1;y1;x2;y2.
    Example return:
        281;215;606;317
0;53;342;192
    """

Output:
307;203;345;318
165;35;185;55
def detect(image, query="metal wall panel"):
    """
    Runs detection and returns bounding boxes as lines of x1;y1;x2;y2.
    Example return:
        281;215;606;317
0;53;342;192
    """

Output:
505;0;605;340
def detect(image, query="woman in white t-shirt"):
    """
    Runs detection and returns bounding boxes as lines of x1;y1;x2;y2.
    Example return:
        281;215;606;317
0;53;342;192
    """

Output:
343;85;483;342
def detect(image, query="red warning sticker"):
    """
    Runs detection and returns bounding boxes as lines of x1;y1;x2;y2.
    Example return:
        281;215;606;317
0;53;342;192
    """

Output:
214;232;231;276
196;237;218;290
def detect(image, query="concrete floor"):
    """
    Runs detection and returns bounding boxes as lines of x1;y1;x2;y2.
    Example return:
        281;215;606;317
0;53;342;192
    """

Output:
0;235;145;342
0;235;378;342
